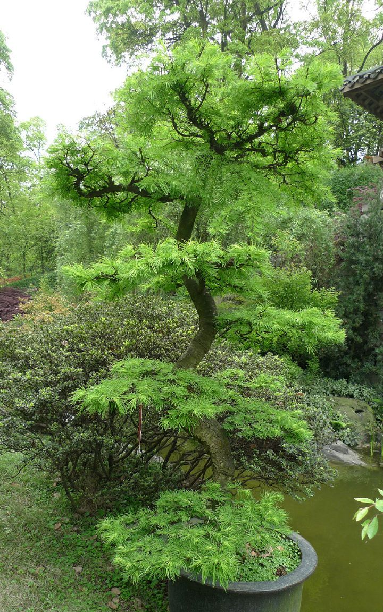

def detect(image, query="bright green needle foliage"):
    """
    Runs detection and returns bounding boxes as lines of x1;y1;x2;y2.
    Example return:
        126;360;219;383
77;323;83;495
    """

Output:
48;5;341;564
221;305;344;363
219;266;344;364
64;239;269;298
99;484;300;588
73;357;311;441
47;41;341;220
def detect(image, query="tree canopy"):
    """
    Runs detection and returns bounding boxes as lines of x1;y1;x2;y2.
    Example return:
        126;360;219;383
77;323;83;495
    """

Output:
46;5;346;492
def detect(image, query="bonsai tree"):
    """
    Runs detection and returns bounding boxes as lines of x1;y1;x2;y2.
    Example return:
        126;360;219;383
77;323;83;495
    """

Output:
47;3;344;585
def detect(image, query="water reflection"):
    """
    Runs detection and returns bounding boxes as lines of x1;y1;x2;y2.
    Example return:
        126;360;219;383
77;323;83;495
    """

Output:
284;463;383;612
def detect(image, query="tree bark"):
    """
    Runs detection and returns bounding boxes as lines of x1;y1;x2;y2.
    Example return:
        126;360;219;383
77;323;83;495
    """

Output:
176;275;218;369
175;201;235;484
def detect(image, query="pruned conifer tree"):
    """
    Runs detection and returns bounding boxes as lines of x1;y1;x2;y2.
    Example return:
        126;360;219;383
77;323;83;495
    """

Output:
47;3;344;490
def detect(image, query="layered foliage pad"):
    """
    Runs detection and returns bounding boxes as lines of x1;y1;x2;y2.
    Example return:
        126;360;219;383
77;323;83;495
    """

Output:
0;295;335;502
65;240;269;297
47;41;341;218
99;484;299;586
219;267;344;363
73;357;310;442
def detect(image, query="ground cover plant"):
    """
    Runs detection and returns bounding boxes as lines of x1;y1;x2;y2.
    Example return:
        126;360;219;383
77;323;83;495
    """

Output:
0;452;168;612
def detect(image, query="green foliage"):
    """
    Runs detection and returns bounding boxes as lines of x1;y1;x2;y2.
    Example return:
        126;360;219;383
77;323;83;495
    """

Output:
87;0;292;65
303;0;383;163
219;267;344;365
99;484;300;587
19;116;47;165
0;30;13;75
0;193;57;277
47;42;341;218
260;207;337;288
73;356;311;441
65;239;269;298
322;188;383;385
0;295;194;509
329;164;383;210
0;108;56;279
302;375;377;404
354;490;383;540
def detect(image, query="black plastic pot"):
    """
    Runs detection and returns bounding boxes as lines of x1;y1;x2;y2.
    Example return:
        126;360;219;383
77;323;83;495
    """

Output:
168;533;317;612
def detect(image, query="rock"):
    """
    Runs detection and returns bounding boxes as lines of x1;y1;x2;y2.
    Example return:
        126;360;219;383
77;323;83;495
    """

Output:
322;440;367;466
329;396;375;446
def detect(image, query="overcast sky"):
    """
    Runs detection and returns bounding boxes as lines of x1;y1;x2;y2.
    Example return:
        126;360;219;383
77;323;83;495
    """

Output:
0;0;126;143
0;1;376;146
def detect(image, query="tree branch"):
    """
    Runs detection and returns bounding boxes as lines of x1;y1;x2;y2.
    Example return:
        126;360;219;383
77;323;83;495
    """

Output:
358;34;383;73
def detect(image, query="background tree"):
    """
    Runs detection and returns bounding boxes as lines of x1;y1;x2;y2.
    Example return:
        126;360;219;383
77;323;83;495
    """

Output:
302;0;383;163
321;185;383;387
87;0;292;64
0;31;24;215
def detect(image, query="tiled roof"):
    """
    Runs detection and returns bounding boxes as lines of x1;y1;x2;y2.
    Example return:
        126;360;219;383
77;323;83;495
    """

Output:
341;66;383;120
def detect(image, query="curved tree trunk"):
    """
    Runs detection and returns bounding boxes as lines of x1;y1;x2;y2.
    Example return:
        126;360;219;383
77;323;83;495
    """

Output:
175;201;235;484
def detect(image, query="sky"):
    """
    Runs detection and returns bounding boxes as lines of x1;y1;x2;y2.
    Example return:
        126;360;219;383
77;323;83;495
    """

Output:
0;0;376;146
0;0;126;144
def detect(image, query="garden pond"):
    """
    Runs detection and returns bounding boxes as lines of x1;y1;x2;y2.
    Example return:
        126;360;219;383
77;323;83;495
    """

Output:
284;461;383;611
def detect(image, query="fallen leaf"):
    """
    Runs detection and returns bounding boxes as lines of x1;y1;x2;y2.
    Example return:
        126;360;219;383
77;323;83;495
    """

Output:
112;597;120;604
107;602;118;610
54;522;62;530
73;565;83;575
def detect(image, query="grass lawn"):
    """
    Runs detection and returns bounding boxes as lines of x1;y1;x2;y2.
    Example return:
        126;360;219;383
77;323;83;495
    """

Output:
0;453;167;612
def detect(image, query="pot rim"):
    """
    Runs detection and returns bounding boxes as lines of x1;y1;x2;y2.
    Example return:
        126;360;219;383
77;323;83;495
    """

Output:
179;532;318;594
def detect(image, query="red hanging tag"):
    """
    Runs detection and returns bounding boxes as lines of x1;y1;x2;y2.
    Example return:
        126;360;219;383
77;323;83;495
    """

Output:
138;404;143;454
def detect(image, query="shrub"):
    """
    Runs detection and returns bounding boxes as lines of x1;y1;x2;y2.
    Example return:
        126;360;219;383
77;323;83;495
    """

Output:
322;189;383;388
329;163;383;211
0;293;337;508
0;293;194;510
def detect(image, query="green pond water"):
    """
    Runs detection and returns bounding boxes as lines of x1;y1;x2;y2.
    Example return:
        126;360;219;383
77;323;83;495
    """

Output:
284;462;383;612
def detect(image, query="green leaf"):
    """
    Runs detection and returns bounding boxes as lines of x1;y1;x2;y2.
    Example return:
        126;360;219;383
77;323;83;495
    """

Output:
354;498;374;504
378;489;383;496
367;516;379;539
354;507;370;522
361;519;371;540
374;500;383;512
